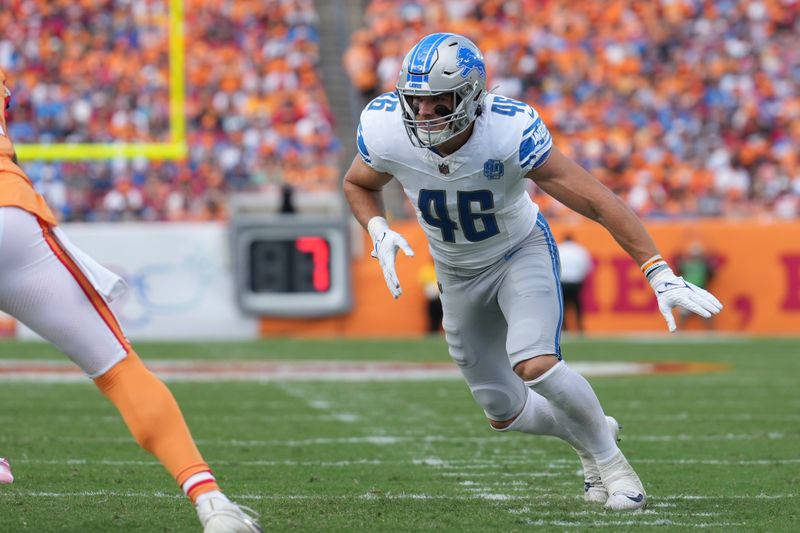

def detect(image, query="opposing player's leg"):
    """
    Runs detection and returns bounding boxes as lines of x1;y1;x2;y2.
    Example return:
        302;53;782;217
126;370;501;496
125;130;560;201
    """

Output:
92;353;257;531
0;207;260;531
499;217;645;509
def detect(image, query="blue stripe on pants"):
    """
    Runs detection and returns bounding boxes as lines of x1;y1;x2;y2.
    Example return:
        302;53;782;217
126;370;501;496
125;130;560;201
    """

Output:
535;213;563;357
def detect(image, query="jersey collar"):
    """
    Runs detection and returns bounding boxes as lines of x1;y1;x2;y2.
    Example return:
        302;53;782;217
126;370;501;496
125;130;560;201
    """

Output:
420;116;485;177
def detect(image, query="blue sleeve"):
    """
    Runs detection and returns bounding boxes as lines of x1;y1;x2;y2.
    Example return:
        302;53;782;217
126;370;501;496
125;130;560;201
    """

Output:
356;122;373;166
519;108;553;171
356;117;390;173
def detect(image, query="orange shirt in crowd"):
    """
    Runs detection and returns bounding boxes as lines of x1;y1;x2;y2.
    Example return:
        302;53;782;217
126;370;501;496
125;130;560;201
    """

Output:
0;68;57;226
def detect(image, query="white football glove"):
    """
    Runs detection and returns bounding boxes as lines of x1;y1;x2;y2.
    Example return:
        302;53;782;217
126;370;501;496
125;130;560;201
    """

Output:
368;217;415;299
648;267;723;332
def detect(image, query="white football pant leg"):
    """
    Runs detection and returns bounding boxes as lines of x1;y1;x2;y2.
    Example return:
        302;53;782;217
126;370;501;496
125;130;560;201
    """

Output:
438;263;528;422
0;208;128;377
498;217;563;367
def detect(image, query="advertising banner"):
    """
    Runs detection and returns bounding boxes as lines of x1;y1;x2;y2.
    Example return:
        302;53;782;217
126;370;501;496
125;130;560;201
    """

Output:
261;219;800;336
16;222;258;341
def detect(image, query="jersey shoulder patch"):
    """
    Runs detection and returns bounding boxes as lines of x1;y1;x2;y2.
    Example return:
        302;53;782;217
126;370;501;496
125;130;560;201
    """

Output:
483;94;553;171
357;92;403;169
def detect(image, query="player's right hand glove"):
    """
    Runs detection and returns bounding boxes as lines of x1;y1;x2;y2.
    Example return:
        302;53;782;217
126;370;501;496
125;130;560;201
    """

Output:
647;264;723;332
368;216;415;299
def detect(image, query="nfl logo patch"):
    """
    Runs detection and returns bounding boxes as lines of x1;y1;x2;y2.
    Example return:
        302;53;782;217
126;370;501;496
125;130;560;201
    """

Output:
483;159;504;179
438;163;450;175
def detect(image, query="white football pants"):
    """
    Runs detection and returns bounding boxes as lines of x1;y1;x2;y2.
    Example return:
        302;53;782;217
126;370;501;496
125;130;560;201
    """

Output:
0;207;129;377
435;214;563;421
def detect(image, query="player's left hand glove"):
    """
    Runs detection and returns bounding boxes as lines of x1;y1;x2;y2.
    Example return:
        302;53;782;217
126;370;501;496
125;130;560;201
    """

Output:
648;267;723;332
368;216;415;299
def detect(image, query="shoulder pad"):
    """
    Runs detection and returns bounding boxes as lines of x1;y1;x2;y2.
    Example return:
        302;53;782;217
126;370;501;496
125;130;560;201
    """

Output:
482;94;552;169
358;92;403;165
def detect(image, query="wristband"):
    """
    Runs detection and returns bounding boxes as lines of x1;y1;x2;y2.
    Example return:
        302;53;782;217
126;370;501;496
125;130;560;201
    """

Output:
641;254;669;281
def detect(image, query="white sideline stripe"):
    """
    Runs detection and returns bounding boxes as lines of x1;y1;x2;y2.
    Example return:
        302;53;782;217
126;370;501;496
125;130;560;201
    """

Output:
8;490;796;501
626;432;791;442
516;510;724;518
16;458;390;467
622;413;800;422
636;458;800;465
0;359;711;382
18;432;795;447
524;519;746;528
188;432;798;445
15;457;800;468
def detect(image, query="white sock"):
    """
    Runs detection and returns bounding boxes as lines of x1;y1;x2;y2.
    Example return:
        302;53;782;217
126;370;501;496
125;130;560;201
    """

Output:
182;471;224;503
500;387;574;440
501;386;596;462
527;361;618;463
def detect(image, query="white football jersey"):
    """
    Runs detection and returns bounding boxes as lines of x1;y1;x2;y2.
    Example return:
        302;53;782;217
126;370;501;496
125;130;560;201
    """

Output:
358;92;554;269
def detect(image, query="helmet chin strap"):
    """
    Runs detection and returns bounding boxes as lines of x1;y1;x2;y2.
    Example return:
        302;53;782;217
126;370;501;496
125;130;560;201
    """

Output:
429;124;454;146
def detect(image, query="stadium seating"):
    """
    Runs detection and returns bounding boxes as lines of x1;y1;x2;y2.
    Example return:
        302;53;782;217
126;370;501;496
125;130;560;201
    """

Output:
346;0;800;219
3;0;340;221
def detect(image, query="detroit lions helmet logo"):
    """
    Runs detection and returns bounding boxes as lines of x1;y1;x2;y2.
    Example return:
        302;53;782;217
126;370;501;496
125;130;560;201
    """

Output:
455;46;486;79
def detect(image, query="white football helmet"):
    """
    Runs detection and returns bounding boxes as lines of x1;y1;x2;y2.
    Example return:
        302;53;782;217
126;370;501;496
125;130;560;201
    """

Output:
396;33;487;147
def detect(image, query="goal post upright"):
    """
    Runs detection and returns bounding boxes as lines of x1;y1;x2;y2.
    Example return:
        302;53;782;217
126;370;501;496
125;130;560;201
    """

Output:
16;0;188;162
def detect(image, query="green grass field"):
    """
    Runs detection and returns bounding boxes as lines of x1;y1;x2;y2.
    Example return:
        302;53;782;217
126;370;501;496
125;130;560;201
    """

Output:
0;337;798;532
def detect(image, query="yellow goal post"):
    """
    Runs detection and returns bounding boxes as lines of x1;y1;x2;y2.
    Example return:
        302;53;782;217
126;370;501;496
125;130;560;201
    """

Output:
15;0;187;161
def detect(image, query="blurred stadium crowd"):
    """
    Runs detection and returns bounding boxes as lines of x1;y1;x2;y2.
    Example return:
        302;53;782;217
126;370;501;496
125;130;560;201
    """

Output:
2;0;798;221
2;0;339;221
346;0;800;219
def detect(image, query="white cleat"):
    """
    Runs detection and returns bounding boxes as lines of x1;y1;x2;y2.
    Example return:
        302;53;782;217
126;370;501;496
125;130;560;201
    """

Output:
196;497;262;533
598;449;647;511
581;416;621;504
0;458;13;485
582;477;608;504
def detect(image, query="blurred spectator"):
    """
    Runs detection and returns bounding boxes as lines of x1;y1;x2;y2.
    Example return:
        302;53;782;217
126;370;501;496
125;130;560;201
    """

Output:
676;241;717;330
346;0;800;220
344;30;379;98
2;0;341;222
557;234;593;333
279;183;297;214
418;257;443;334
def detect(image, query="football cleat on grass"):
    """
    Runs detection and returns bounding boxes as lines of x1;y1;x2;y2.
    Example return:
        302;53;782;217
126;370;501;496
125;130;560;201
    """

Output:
598;449;647;511
196;497;262;533
0;458;13;484
582;416;621;504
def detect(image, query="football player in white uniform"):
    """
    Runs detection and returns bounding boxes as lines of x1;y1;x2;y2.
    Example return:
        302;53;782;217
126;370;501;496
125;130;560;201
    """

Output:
344;33;723;511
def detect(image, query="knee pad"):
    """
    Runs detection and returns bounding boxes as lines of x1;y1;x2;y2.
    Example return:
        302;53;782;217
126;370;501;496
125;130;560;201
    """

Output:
471;382;527;422
492;387;557;436
493;386;537;433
